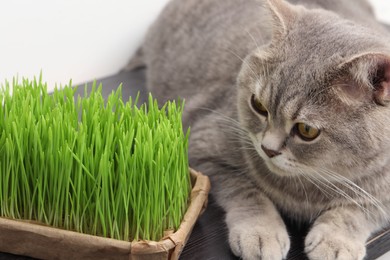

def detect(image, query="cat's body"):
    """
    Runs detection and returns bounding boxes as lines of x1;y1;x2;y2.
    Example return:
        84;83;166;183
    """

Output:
135;0;390;259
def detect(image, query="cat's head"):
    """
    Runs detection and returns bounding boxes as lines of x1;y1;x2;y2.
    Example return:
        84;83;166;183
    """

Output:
237;0;390;180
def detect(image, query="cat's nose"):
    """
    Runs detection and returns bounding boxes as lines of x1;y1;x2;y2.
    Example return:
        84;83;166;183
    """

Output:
261;145;281;158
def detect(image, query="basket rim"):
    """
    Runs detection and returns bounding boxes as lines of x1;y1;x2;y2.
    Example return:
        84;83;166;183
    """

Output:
0;168;211;260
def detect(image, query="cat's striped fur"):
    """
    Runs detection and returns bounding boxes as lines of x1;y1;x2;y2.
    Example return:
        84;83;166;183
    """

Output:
135;0;390;258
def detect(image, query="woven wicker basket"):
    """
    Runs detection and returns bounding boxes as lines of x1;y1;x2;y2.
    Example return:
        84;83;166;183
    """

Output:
0;168;210;260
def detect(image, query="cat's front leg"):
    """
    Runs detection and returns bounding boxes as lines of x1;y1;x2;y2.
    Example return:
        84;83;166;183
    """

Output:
189;118;290;259
305;207;380;260
224;192;290;260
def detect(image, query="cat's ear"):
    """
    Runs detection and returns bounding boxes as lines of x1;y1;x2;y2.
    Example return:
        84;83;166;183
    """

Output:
336;54;390;106
370;56;390;105
264;0;297;38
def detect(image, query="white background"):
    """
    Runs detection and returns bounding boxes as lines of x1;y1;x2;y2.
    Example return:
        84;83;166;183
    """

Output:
0;0;389;91
0;1;390;259
0;0;170;89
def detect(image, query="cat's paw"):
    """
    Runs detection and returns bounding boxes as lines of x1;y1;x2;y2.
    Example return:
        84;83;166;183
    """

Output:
305;223;366;260
228;219;290;260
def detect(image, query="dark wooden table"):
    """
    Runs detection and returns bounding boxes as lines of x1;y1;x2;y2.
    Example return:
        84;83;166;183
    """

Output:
1;69;389;260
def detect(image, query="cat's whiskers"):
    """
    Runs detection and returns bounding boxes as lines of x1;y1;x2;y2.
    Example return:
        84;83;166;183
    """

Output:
219;127;259;151
301;167;356;203
220;132;255;150
244;19;268;49
219;124;253;143
192;107;257;152
245;29;261;51
226;46;271;90
195;107;251;135
298;169;333;199
185;105;387;220
244;25;273;79
202;106;383;217
310;168;375;218
226;48;263;86
318;168;388;220
225;137;257;151
296;173;310;207
308;171;370;215
195;107;241;125
219;123;250;137
227;22;271;84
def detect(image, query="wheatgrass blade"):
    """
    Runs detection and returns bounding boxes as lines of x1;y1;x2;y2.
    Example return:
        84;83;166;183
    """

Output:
0;78;191;242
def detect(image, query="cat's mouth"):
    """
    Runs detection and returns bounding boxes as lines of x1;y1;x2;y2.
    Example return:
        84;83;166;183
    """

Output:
262;157;301;177
264;160;291;177
251;136;301;177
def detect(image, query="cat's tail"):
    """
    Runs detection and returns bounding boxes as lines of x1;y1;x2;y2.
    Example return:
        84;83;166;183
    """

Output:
122;46;146;71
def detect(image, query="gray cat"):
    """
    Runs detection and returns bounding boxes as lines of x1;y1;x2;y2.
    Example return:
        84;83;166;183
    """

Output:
130;0;390;259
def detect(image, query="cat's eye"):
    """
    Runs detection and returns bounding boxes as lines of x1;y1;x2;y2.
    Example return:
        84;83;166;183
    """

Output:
250;94;268;117
295;123;320;141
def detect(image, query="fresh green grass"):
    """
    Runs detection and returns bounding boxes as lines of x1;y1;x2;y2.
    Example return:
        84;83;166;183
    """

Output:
0;76;191;242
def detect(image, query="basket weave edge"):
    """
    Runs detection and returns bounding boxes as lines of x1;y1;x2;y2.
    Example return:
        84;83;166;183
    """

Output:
0;168;211;260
